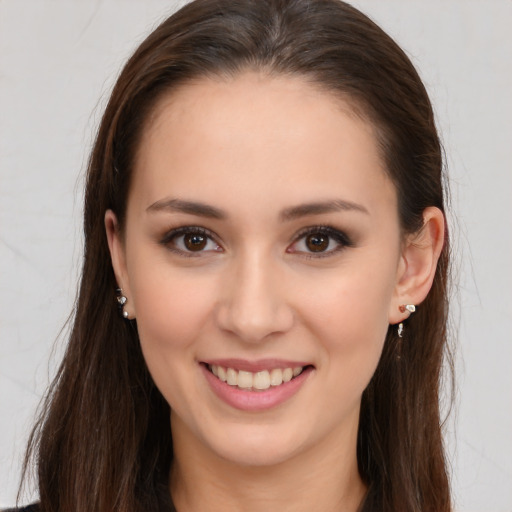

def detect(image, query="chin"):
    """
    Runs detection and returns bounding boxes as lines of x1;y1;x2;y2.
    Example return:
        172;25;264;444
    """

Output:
218;443;300;468
202;423;310;468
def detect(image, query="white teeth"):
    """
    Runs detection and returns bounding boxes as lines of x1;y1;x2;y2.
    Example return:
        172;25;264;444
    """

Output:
217;366;227;382
253;370;271;390
209;365;304;390
237;370;253;389
270;368;283;386
226;367;238;386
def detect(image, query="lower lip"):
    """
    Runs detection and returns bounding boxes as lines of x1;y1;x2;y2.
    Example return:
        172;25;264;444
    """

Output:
201;364;313;412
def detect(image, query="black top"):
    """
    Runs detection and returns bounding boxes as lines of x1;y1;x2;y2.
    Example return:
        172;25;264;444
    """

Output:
3;506;39;512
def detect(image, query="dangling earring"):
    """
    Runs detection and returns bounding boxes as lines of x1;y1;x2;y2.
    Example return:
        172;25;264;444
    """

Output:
397;304;415;337
116;288;129;319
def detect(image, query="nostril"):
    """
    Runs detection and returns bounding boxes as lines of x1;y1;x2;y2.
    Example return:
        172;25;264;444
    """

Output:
215;300;295;343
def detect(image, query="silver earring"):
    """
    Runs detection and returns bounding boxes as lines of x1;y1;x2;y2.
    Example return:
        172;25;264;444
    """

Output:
116;288;129;319
397;304;415;337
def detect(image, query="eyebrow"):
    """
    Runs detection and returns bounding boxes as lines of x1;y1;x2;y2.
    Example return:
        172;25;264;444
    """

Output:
146;197;369;220
146;198;227;219
279;199;369;221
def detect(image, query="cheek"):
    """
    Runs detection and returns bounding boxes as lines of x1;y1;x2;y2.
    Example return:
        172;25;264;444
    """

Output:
129;267;221;412
128;257;219;375
297;261;396;392
301;263;394;339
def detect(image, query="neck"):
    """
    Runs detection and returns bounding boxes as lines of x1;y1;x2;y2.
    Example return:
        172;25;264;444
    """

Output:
169;416;367;512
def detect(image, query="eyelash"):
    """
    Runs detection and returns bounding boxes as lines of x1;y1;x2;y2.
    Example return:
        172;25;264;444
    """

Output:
159;225;353;258
159;226;221;257
287;225;353;258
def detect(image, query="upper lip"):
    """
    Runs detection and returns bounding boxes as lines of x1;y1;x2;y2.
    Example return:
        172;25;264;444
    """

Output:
202;358;312;373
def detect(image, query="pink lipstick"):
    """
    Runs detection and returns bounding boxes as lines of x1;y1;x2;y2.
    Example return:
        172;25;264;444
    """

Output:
200;360;313;411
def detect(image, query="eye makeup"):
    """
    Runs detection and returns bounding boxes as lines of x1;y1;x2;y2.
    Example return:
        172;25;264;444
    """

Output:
158;223;354;260
159;226;222;257
287;225;354;259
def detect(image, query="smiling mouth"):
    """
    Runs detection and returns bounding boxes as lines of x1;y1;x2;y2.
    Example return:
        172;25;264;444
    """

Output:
206;364;309;391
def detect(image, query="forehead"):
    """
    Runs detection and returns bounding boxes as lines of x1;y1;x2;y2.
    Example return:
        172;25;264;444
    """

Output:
130;72;396;219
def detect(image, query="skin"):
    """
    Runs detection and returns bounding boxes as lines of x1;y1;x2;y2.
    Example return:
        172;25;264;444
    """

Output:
106;72;444;512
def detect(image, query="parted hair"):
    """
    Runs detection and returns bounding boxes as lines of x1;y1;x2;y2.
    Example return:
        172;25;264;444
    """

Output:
21;1;453;511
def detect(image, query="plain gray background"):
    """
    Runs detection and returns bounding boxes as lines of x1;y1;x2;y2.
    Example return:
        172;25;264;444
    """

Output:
1;1;511;510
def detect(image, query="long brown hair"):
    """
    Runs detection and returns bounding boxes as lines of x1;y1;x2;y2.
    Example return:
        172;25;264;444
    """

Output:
20;1;453;511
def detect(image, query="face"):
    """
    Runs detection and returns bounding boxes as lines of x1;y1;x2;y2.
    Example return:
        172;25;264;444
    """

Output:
108;73;406;468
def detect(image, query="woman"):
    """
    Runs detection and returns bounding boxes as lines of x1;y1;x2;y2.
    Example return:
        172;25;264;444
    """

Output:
13;0;452;510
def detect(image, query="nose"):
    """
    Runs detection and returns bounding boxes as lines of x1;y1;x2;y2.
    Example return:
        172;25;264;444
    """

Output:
215;253;294;343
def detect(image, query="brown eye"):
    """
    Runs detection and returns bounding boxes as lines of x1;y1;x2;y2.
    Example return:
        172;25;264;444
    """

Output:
184;233;207;251
305;233;329;252
161;226;222;255
287;226;352;258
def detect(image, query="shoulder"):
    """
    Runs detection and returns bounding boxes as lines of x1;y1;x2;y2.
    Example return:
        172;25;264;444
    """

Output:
2;505;39;512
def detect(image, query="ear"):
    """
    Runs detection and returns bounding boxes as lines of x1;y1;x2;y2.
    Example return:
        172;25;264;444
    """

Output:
388;207;445;324
105;209;135;317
